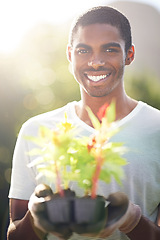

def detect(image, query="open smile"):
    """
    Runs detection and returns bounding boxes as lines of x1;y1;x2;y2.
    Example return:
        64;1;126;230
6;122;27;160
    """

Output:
85;73;111;82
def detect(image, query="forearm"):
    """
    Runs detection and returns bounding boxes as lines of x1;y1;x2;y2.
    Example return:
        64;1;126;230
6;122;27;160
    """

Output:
126;215;160;240
7;210;47;240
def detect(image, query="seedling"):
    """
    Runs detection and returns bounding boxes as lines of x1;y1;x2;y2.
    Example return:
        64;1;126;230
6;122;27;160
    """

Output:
27;101;127;198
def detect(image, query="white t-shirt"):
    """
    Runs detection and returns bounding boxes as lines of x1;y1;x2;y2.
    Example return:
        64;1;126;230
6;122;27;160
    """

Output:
9;101;160;240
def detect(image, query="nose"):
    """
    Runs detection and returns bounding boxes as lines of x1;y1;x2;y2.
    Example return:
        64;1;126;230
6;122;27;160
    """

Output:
88;58;105;70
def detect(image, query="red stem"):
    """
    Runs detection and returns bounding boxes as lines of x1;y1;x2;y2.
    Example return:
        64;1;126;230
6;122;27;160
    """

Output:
91;154;104;198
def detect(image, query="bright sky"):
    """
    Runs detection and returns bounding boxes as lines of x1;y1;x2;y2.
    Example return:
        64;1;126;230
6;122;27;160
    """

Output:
0;0;159;53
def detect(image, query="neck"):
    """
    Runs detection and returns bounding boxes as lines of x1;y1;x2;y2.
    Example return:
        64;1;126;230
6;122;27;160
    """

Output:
75;88;137;127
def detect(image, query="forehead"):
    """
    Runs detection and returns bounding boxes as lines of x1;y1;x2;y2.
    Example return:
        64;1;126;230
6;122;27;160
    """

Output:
73;23;125;47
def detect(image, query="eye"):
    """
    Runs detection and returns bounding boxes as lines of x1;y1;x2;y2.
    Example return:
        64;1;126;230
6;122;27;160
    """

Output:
105;48;118;53
77;48;90;54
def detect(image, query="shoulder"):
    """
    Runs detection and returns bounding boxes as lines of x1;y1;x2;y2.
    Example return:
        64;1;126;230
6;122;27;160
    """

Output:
137;102;160;132
20;101;77;135
140;102;160;119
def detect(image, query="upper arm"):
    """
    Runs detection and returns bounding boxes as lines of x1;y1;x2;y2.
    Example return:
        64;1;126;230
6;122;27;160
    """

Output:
156;204;160;227
9;198;29;222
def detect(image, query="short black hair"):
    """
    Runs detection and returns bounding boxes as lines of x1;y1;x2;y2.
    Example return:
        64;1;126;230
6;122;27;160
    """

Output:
69;6;132;54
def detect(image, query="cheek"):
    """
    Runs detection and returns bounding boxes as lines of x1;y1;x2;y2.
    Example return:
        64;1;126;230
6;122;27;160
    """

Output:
116;62;125;78
71;62;81;81
114;57;125;71
72;57;82;74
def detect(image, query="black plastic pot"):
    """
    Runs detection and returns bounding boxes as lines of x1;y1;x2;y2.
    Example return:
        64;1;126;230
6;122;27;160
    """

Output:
71;196;107;234
45;195;107;234
38;187;129;236
46;197;72;224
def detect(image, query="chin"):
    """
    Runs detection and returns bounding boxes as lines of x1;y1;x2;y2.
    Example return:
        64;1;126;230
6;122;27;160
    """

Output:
87;90;112;98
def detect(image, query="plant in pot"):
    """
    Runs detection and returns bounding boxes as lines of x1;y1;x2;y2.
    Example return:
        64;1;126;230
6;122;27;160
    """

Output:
27;101;128;236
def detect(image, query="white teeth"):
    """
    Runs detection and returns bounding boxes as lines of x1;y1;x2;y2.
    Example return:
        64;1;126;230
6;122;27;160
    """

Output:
87;74;109;82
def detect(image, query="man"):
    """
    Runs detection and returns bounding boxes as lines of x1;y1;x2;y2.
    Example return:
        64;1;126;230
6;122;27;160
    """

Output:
7;6;160;240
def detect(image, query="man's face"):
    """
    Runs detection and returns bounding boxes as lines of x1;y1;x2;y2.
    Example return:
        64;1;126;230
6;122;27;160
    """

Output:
68;23;130;98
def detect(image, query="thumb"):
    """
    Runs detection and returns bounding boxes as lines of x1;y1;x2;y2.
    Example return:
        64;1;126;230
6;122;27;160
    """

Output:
35;184;53;198
107;192;129;206
106;192;129;227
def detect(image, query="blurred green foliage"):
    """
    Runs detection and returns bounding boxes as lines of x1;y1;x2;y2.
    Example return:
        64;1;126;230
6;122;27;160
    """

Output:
125;71;160;110
0;21;160;239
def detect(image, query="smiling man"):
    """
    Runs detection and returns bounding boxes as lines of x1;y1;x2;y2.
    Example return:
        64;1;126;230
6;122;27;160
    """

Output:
7;6;160;240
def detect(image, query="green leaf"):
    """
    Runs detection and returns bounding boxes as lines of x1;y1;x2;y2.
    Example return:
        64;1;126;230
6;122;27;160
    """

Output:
27;156;45;168
24;135;45;147
106;100;116;123
100;161;126;185
27;148;42;156
86;106;101;130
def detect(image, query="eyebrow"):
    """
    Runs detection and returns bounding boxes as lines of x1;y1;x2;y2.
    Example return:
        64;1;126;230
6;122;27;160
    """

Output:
75;43;92;49
101;42;121;48
75;42;121;49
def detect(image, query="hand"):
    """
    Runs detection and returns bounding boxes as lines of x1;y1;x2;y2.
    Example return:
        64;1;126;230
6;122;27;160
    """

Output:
99;192;142;238
28;184;73;240
77;192;141;238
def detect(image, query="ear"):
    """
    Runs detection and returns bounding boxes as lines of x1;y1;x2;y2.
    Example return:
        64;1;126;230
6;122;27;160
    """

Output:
125;45;135;65
66;44;72;62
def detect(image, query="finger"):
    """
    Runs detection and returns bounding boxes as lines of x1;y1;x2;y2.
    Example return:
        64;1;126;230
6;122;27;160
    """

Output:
105;192;129;228
107;192;128;206
107;192;129;207
35;184;53;198
28;193;46;213
34;214;72;239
